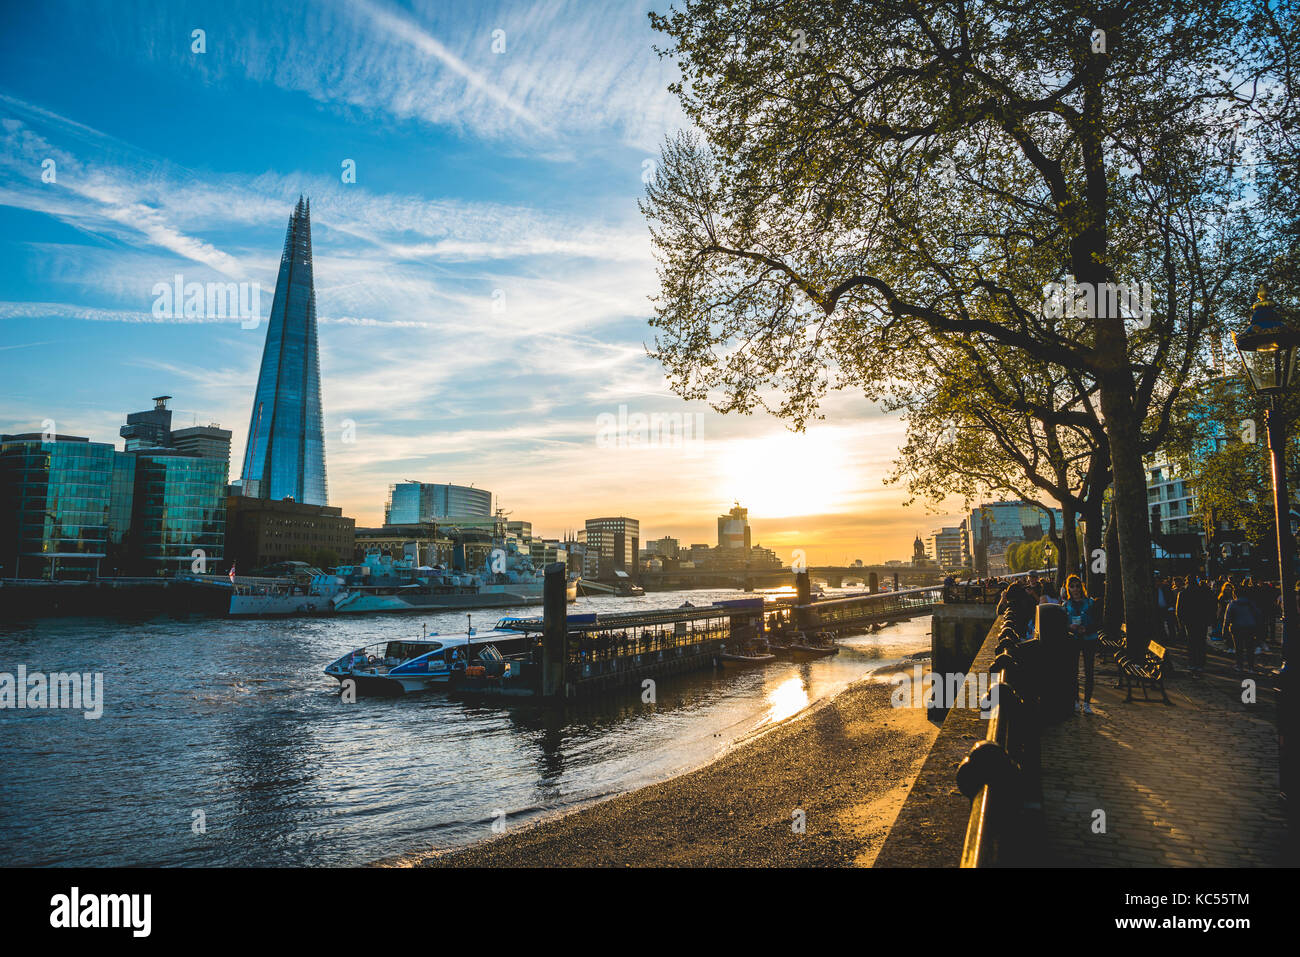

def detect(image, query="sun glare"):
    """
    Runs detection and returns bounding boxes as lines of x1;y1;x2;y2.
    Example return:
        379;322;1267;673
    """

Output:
719;429;857;518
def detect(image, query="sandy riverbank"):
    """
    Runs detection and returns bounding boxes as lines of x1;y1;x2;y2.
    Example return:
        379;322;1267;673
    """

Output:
385;671;940;868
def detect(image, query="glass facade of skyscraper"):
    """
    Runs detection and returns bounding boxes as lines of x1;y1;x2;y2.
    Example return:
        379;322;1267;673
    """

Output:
240;197;328;506
0;435;123;579
385;482;493;524
132;453;228;573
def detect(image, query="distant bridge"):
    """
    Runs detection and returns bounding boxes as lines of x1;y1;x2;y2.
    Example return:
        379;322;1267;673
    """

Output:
639;564;945;591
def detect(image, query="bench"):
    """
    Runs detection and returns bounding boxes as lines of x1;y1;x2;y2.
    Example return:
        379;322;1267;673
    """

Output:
1115;640;1170;703
1095;631;1126;684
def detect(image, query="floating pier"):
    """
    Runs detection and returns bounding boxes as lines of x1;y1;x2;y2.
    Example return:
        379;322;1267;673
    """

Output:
485;564;766;698
448;566;947;699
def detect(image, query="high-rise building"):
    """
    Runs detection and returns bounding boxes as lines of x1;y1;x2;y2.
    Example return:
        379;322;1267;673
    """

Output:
240;196;328;506
717;503;751;550
969;501;1064;555
120;396;173;451
927;525;970;569
0;433;132;579
171;425;232;464
584;516;640;581
131;450;228;574
385;482;493;524
646;536;680;559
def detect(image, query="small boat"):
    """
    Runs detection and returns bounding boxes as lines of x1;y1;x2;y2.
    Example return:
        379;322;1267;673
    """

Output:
789;643;839;659
786;631;839;659
716;651;777;666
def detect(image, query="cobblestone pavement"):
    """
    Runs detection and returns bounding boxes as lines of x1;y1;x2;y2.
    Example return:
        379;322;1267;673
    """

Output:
1038;635;1287;866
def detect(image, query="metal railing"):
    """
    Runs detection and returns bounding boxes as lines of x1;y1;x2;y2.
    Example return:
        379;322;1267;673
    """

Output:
944;568;1056;604
792;585;943;629
957;601;1035;867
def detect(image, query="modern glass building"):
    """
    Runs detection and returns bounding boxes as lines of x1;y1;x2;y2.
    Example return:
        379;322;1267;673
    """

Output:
240;196;328;506
0;434;125;579
132;452;228;574
385;482;493;524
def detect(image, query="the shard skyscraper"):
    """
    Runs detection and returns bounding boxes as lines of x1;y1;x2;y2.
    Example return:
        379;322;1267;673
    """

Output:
240;196;328;505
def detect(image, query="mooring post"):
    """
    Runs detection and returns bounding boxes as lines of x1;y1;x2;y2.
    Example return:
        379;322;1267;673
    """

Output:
542;562;568;697
795;570;812;632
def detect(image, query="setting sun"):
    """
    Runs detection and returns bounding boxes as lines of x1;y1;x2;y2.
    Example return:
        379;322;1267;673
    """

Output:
718;427;858;518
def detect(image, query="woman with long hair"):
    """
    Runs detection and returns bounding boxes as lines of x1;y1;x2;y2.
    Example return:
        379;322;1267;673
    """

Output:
1063;574;1099;714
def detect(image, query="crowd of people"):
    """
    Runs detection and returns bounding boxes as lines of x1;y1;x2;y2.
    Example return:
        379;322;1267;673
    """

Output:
1157;572;1285;678
948;568;1289;714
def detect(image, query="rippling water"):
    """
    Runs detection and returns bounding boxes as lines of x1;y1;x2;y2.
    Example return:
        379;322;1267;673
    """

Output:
0;587;931;866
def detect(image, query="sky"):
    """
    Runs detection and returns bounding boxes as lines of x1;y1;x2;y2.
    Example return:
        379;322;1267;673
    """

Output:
0;0;968;565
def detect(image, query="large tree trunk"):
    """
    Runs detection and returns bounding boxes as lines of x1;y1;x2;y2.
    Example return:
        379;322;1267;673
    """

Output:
1099;380;1156;655
1082;497;1105;597
1061;501;1079;590
1103;499;1124;638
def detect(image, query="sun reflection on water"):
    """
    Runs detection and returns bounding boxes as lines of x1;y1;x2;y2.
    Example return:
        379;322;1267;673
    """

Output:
758;675;810;728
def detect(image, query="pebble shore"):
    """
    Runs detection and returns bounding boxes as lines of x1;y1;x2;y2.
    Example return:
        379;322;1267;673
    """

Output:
390;675;939;868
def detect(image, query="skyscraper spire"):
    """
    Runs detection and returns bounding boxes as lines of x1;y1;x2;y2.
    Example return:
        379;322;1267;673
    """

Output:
240;198;328;505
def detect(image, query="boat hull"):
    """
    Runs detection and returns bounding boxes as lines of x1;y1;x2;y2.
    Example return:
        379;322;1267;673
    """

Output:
716;653;776;665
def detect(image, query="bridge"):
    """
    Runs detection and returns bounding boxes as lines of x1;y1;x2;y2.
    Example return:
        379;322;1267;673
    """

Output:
639;564;946;591
775;583;946;635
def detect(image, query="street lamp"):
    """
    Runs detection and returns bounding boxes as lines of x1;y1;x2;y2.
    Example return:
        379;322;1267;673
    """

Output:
1233;288;1300;829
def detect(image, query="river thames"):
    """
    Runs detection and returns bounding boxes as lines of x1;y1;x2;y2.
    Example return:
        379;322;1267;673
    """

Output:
0;587;929;866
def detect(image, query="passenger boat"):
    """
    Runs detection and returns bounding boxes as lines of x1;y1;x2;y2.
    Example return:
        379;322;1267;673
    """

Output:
323;621;536;695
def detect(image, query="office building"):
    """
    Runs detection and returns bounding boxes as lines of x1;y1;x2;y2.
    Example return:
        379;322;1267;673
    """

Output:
0;434;129;579
240;196;329;506
584;516;639;581
171;425;233;464
225;496;355;571
927;525;970;569
645;536;680;560
969;502;1064;553
384;481;493;524
120;395;174;451
130;451;228;574
717;503;751;550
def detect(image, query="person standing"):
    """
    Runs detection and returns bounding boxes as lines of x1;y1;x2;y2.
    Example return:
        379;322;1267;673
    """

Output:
1177;576;1211;676
1063;575;1100;714
1222;584;1260;675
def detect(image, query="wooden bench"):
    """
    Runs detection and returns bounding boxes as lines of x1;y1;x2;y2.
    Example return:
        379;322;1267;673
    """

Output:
1115;640;1170;703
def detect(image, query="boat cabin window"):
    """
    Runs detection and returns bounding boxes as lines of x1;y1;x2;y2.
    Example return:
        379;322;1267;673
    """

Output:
384;641;442;659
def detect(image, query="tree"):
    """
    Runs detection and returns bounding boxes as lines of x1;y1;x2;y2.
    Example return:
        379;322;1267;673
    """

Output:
1005;541;1025;572
886;346;1111;588
1166;375;1300;566
643;0;1286;649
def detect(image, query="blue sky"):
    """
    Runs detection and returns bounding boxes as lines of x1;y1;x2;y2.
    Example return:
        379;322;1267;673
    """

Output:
0;0;940;563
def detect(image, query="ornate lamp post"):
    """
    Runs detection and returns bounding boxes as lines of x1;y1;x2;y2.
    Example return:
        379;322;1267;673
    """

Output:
1233;289;1300;823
